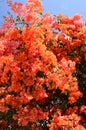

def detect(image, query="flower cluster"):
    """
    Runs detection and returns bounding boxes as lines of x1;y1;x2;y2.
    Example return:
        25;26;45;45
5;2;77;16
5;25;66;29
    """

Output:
0;0;86;129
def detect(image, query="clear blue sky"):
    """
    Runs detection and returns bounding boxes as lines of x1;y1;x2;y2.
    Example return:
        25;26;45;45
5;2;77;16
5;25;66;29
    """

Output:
0;0;86;25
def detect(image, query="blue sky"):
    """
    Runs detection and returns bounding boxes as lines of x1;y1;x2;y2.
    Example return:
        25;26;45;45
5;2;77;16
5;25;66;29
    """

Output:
0;0;86;25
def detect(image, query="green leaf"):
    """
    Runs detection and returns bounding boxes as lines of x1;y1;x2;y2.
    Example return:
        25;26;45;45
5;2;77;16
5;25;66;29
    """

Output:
36;71;46;78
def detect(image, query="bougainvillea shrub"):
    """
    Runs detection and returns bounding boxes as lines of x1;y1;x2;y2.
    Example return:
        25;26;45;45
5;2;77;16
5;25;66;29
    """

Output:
0;0;86;129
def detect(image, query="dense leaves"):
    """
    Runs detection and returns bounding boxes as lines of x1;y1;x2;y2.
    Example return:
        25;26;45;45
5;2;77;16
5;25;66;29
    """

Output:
0;0;86;129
